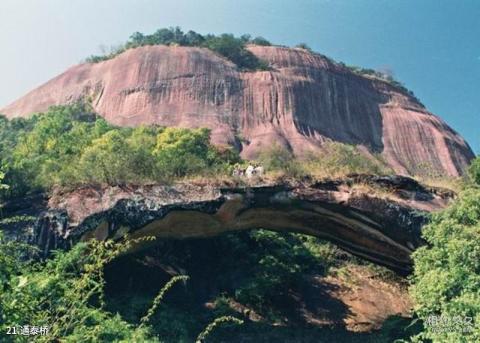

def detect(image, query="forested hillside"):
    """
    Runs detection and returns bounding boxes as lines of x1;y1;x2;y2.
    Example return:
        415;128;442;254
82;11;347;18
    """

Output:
0;23;478;342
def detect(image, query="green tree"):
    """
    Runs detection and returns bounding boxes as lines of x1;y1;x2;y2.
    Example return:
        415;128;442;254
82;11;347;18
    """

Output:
184;30;205;46
150;27;185;46
88;27;271;70
203;34;260;70
410;186;480;342
0;170;8;192
295;43;312;51
250;36;271;46
125;126;162;181
469;156;480;185
128;31;145;47
0;237;162;342
154;128;214;178
0;104;240;192
307;142;391;176
6;105;106;189
78;130;136;184
258;145;307;178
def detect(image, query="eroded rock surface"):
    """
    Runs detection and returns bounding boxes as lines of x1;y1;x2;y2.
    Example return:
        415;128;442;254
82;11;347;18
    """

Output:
1;45;474;176
1;175;452;274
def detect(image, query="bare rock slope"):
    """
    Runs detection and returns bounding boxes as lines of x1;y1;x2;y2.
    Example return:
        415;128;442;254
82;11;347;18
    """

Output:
1;45;474;176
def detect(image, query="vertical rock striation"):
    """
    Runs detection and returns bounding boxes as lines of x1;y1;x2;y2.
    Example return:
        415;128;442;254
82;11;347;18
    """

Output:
1;45;474;176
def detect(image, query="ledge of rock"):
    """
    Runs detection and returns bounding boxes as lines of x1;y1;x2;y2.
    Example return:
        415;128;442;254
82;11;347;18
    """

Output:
1;175;453;274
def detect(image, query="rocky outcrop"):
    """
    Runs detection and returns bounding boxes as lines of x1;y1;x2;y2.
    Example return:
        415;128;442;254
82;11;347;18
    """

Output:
1;176;453;274
0;45;474;176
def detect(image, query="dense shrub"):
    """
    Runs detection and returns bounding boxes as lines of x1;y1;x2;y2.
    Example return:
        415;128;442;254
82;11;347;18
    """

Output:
78;130;139;185
0;104;395;199
307;142;392;176
0;105;239;198
123;229;341;324
341;64;420;100
468;156;480;185
85;26;414;95
0;235;161;342
258;142;391;179
250;36;271;46
258;145;308;178
232;230;338;317
1;224;250;343
86;27;270;71
410;186;480;342
202;34;269;70
295;43;312;51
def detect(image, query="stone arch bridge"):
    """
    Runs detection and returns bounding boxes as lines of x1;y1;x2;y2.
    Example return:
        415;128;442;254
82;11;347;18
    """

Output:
1;175;452;274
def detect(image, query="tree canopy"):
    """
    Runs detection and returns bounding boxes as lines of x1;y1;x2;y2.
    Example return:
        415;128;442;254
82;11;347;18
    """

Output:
86;27;271;71
468;157;480;186
0;104;239;199
410;156;480;342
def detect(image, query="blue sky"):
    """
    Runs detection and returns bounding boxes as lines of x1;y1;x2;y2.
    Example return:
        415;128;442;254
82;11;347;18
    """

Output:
0;0;478;153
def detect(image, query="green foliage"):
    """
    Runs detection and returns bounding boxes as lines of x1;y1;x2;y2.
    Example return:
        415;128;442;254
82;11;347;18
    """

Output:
258;142;391;179
84;25;417;95
0;105;239;198
86;27;270;71
202;34;269;70
230;230;339;317
295;43;312;51
0;115;41;196
305;142;392;176
0;169;8;191
196;316;244;343
1;104;112;194
1;233;236;342
153;127;236;178
250;36;271;46
104;230;342;340
468;156;480;185
85;45;126;63
341;64;420;100
410;187;480;342
139;275;189;326
78;130;138;185
99;229;345;342
258;145;308;179
0;236;162;342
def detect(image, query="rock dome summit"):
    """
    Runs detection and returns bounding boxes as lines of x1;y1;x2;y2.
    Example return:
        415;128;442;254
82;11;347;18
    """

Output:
1;43;474;176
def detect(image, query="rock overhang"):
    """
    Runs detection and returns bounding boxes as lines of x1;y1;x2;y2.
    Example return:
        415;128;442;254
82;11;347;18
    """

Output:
0;175;453;275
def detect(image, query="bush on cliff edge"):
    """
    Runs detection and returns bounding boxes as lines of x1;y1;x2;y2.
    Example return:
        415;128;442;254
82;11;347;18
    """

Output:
0;104;239;198
410;157;480;342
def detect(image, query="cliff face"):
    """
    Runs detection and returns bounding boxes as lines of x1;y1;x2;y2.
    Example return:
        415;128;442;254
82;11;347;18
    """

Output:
1;176;453;274
1;45;474;176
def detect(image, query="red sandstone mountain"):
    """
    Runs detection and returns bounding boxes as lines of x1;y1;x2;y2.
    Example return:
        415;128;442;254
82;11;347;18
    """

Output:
1;45;474;176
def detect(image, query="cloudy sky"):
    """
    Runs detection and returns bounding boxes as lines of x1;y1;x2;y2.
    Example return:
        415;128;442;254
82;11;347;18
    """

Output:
0;0;478;152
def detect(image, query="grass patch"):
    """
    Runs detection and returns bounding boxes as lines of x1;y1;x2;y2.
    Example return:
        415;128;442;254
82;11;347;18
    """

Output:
257;142;392;180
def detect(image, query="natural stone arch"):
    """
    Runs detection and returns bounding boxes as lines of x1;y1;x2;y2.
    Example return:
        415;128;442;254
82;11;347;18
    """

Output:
3;175;452;274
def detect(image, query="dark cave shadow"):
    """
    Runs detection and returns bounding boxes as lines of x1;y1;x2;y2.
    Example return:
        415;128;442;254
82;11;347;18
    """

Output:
292;275;351;325
102;233;414;343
